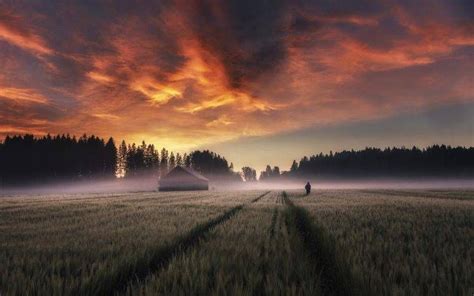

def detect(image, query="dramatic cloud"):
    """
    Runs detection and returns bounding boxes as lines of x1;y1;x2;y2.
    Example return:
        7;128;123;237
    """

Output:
0;6;52;56
0;87;49;104
0;0;473;167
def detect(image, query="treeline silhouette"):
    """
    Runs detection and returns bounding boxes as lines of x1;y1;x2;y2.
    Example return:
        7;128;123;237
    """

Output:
259;165;282;181
0;134;117;185
189;150;241;181
116;140;188;178
241;167;257;182
276;145;474;179
118;143;238;180
0;134;240;186
117;142;237;176
2;135;472;186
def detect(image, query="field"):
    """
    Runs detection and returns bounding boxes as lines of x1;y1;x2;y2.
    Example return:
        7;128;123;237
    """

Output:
0;189;473;295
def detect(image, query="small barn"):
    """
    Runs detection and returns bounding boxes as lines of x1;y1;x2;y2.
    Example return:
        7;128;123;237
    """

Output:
159;166;209;191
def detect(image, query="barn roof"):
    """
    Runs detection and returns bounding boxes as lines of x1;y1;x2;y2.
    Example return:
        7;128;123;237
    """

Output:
162;166;209;181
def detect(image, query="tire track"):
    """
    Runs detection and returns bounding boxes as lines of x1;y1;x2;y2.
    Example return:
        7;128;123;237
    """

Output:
269;207;278;239
84;191;270;295
82;191;271;295
255;207;278;295
251;191;271;203
276;192;284;205
282;191;367;296
255;192;279;295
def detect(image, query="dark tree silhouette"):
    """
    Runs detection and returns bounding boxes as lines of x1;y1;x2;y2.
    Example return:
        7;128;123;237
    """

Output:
0;134;117;185
169;152;176;171
176;153;183;166
272;166;280;176
188;150;241;181
288;145;474;178
290;160;299;173
5;135;467;186
0;135;246;185
121;141;161;178
160;148;169;177
259;165;282;181
144;144;159;172
117;140;128;177
241;167;257;182
189;150;229;174
184;153;191;167
104;138;117;176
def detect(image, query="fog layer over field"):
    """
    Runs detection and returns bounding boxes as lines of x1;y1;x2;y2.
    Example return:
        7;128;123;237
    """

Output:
0;177;158;195
226;179;474;191
1;177;473;195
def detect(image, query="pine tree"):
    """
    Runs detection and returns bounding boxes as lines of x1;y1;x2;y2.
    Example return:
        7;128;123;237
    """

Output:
184;153;191;167
126;144;137;176
147;144;160;175
290;160;298;173
176;153;183;166
104;138;117;177
144;144;154;170
272;166;280;177
116;140;127;178
160;148;169;177
241;166;257;182
169;152;176;170
265;165;272;177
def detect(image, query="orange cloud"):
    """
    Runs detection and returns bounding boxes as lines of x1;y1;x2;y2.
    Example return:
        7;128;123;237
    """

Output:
0;7;52;56
86;72;115;85
0;0;473;156
0;87;49;105
206;115;234;128
0;125;46;135
92;113;120;120
130;77;182;105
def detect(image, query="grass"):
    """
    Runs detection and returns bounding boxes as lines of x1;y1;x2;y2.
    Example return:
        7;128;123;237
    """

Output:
291;189;474;295
361;189;474;200
82;203;245;295
0;191;266;295
1;189;473;295
283;192;364;296
125;192;322;295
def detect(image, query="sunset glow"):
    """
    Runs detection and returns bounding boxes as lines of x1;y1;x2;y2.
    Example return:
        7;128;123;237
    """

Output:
0;0;473;171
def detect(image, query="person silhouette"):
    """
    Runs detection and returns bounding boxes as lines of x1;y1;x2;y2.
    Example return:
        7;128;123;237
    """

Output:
305;181;311;195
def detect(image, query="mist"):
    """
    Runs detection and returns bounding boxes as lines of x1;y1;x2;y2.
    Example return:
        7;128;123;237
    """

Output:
218;178;474;191
0;177;158;196
1;177;473;197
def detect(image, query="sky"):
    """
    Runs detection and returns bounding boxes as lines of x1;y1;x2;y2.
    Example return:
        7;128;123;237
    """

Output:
0;0;473;172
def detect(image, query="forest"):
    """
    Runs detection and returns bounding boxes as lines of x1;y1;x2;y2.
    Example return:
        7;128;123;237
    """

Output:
0;134;117;185
1;134;473;186
0;134;238;186
285;146;474;179
117;141;240;181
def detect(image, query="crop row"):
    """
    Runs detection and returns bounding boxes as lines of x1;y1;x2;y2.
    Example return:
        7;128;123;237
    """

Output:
125;191;323;295
291;189;474;295
0;191;266;295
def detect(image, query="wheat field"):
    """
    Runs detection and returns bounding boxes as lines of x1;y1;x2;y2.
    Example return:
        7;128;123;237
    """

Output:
0;189;472;295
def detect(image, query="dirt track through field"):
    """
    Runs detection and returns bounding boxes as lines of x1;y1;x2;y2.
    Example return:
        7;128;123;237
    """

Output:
251;191;271;203
83;191;271;295
283;191;367;296
255;206;279;295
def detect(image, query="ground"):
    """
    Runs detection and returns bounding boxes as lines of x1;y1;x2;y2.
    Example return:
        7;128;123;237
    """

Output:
0;189;473;295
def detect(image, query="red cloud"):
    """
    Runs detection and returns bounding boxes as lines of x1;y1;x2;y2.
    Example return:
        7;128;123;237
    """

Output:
0;0;472;152
0;6;52;56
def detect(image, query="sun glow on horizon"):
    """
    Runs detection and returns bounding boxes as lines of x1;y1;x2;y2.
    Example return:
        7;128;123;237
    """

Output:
0;0;472;169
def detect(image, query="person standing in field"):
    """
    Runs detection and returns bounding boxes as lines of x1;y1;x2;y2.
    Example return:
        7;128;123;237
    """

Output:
305;181;311;195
